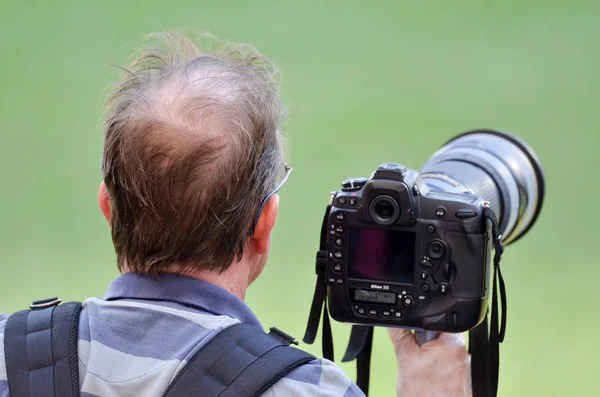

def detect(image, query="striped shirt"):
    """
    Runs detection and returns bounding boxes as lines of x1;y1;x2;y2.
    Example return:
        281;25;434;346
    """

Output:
0;273;364;397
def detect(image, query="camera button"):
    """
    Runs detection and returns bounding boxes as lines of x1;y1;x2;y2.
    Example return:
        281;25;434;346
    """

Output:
335;212;345;221
381;310;392;317
335;225;344;234
333;264;342;273
335;238;343;247
402;295;415;307
356;307;366;315
439;283;450;294
349;198;357;206
334;251;343;259
420;271;428;280
338;197;346;205
435;207;446;218
368;308;378;316
426;225;436;234
420;259;432;267
336;278;343;285
421;284;430;292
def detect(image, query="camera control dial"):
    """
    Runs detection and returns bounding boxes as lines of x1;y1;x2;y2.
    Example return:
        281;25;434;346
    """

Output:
341;177;368;192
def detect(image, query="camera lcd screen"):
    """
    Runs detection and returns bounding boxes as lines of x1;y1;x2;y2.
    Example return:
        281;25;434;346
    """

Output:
348;227;415;283
353;289;396;305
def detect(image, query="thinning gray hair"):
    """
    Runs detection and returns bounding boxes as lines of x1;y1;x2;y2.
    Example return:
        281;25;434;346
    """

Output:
102;31;286;275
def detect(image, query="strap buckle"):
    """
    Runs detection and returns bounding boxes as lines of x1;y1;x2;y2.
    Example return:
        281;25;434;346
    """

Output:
315;251;327;274
269;327;299;346
29;297;62;310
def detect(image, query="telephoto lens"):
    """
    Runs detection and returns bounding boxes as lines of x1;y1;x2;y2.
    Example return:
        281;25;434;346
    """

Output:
420;129;545;245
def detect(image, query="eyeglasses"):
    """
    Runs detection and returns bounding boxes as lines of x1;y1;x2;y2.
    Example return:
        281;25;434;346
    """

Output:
250;163;293;235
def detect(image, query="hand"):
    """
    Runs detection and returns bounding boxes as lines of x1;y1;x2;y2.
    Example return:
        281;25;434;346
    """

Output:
388;329;472;397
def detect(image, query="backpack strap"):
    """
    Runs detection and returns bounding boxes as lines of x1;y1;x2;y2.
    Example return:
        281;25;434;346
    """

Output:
4;298;82;397
163;323;316;397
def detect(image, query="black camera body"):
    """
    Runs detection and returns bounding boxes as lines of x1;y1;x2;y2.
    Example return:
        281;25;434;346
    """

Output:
326;163;492;332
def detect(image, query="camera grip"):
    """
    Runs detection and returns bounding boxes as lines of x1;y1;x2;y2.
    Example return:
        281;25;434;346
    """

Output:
414;330;440;345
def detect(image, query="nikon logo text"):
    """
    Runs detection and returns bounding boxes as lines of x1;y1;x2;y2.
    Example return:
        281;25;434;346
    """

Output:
370;284;390;290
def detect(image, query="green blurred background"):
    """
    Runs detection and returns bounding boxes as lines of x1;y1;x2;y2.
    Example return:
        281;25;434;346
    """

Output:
1;1;598;395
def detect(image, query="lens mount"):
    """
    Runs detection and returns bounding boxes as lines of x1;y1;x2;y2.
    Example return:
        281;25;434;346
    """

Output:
369;195;400;225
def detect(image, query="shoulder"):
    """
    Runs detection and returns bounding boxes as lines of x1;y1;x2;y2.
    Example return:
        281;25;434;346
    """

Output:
262;357;364;397
0;314;10;397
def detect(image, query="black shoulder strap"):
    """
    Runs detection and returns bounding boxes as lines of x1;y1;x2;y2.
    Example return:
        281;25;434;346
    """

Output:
163;323;316;397
4;299;82;397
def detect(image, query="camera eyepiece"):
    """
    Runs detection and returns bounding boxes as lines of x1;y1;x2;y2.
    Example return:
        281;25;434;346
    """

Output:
369;195;400;225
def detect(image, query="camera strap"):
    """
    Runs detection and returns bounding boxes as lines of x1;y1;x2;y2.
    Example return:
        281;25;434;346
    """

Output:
481;205;508;397
303;203;507;397
303;202;335;362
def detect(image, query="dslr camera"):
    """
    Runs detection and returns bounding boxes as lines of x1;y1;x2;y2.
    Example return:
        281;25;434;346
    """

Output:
324;130;544;332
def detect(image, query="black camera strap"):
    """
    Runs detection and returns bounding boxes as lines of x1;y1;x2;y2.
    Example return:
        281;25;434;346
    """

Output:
303;200;375;393
303;203;507;397
342;325;374;393
482;205;508;397
303;202;335;362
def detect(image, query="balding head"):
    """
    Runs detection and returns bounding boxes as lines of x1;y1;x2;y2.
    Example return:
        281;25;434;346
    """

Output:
101;32;286;275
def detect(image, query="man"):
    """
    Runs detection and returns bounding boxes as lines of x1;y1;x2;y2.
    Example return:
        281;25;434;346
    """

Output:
0;32;471;396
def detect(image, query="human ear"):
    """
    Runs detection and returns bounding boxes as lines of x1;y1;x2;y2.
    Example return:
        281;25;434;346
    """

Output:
98;181;111;225
251;194;279;254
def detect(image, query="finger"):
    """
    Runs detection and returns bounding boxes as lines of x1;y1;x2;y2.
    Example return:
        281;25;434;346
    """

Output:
388;327;418;356
423;332;470;361
436;331;467;347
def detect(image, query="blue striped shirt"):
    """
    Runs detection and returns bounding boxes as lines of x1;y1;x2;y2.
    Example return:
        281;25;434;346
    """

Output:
0;273;364;396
